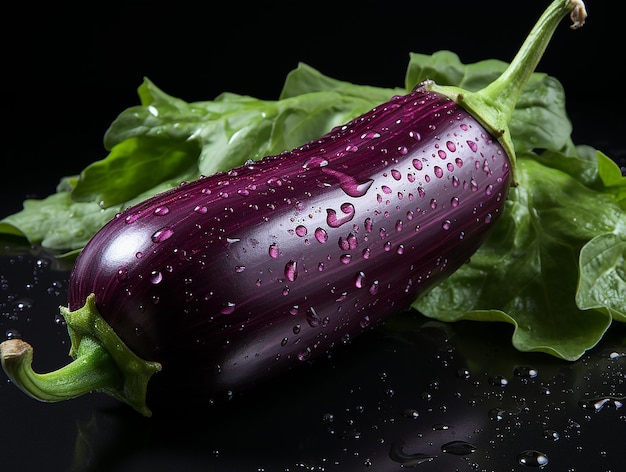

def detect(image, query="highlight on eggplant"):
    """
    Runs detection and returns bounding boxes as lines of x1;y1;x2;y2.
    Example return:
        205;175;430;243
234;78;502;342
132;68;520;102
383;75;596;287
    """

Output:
0;0;587;417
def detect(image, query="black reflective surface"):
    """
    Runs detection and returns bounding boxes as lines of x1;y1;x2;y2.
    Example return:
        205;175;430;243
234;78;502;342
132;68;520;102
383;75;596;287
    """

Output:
0;249;625;471
2;1;624;471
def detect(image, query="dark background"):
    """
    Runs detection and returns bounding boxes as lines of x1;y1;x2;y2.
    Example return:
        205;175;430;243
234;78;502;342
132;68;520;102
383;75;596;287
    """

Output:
1;2;625;471
2;0;624;212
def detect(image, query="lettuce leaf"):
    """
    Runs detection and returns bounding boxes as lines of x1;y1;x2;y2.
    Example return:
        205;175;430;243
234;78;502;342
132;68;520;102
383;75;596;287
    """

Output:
412;150;625;360
0;189;120;256
404;51;574;155
73;76;398;209
1;52;624;359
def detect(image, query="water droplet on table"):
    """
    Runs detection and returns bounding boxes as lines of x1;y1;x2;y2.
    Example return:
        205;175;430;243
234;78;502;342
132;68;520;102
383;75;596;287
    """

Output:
441;440;477;456
517;449;548;467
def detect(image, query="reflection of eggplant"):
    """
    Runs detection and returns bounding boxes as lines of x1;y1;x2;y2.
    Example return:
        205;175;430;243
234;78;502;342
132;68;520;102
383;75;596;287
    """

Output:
0;0;587;416
69;416;99;472
389;440;435;465
29;309;625;472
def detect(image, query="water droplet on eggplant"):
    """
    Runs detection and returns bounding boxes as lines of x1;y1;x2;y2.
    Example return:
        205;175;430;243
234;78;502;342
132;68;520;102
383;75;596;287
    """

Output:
306;307;321;327
322;167;374;197
284;260;298;281
125;212;142;224
219;302;236;315
297;347;311;361
303;156;329;169
268;243;279;258
149;270;163;284
153;206;170;216
314;227;328;244
326;203;355;228
152;228;174;243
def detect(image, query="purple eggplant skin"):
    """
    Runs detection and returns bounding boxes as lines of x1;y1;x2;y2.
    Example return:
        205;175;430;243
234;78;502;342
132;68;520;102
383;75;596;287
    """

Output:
66;83;511;405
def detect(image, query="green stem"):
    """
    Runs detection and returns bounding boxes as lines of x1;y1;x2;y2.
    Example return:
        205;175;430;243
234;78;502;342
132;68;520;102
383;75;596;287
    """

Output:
0;293;161;417
0;337;120;402
427;0;587;183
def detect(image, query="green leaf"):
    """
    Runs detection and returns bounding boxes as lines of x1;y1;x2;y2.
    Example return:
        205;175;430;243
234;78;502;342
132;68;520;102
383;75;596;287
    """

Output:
405;51;572;154
404;51;503;91
72;136;201;208
598;151;626;206
0;192;120;253
412;153;625;360
86;75;397;210
280;62;403;102
577;234;626;322
506;74;572;153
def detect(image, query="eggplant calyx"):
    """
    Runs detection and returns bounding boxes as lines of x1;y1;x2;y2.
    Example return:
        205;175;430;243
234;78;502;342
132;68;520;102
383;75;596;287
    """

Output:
0;293;161;417
60;293;162;416
426;0;587;186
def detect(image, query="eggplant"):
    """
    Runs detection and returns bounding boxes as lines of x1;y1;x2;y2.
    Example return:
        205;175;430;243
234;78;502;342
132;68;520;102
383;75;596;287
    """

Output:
0;0;587;416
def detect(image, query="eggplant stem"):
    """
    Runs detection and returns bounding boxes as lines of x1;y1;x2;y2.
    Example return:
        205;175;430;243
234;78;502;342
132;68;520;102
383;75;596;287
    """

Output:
1;293;162;417
0;337;120;402
476;0;587;126
427;0;587;184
